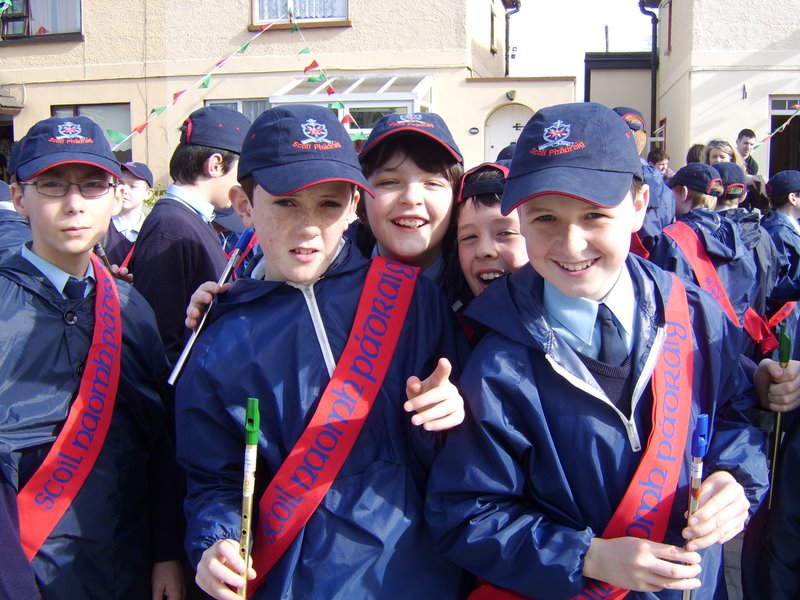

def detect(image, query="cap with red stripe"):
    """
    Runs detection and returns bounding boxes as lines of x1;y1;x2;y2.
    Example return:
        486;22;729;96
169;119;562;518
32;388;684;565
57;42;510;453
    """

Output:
13;116;122;181
359;112;462;164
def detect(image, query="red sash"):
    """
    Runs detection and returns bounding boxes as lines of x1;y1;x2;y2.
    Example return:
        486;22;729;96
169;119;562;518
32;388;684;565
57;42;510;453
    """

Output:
629;232;650;260
768;301;797;330
17;254;122;560
120;243;135;270
664;221;778;353
248;257;419;595
471;274;695;600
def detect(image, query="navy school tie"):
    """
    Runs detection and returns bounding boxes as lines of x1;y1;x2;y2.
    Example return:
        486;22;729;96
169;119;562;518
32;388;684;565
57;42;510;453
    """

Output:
63;277;87;300
597;303;627;365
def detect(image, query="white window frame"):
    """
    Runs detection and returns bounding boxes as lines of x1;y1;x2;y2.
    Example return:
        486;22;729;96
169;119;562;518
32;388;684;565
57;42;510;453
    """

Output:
251;0;348;26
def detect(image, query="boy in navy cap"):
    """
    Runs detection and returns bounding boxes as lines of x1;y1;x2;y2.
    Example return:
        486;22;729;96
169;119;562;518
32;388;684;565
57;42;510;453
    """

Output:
0;115;184;598
761;171;800;314
176;104;470;599
649;163;764;356
101;160;154;267
130;106;251;364
425;102;785;598
612;106;676;255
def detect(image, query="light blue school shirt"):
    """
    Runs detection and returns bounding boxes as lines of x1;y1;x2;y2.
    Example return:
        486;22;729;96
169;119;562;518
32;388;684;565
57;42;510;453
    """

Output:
543;265;636;359
166;184;215;224
20;242;95;299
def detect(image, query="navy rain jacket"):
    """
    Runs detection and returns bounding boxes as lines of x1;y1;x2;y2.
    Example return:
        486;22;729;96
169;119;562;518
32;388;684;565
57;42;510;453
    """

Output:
176;239;472;599
425;256;768;599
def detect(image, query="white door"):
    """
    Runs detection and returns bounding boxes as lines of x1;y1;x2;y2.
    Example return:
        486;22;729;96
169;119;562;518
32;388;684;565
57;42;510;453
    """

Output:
484;103;534;162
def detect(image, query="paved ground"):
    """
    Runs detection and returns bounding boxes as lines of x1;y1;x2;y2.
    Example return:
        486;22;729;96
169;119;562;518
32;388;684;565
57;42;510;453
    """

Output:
724;534;744;600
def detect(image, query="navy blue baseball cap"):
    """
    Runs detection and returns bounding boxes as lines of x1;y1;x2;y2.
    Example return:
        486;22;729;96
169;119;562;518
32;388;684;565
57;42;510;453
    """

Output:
458;161;509;203
121;161;154;188
711;162;746;196
613;106;647;132
767;170;800;198
667;163;723;196
359;112;463;164
238;104;373;197
496;143;517;161
12;116;122;181
213;206;245;234
501;102;643;214
180;106;251;154
0;180;10;203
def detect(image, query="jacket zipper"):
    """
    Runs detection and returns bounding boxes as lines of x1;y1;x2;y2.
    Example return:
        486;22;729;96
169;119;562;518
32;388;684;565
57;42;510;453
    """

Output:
546;326;665;452
290;281;336;378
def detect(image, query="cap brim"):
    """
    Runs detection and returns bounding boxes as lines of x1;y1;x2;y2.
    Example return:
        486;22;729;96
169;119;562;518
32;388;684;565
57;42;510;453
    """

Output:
360;127;463;163
251;160;375;198
501;167;634;214
17;154;122;181
213;210;246;234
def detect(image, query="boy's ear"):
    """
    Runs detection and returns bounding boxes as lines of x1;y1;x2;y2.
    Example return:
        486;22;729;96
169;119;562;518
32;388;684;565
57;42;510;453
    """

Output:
205;153;225;178
630;183;649;232
10;182;28;217
230;184;255;228
111;181;124;217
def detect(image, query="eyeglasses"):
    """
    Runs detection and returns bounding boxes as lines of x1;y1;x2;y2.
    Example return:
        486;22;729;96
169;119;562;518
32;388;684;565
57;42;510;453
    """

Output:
20;179;117;199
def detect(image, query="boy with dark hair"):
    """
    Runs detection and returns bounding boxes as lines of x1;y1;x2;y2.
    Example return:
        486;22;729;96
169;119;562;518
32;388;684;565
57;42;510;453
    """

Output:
761;171;800;312
0;115;183;598
130;106;251;363
646;147;673;182
177;104;470;599
425;102;775;598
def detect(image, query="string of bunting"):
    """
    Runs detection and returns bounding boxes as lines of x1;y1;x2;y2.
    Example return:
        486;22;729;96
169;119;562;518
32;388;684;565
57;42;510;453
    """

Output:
108;20;277;150
287;8;367;142
754;104;800;150
0;0;10;15
107;8;367;150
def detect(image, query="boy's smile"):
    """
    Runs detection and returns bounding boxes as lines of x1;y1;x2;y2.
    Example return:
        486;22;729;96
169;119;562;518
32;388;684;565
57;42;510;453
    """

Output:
365;152;453;270
518;190;647;301
235;181;357;285
457;201;528;296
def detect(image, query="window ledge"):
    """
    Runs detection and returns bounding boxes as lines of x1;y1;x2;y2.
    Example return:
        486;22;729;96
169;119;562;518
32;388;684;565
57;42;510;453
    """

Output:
248;19;351;32
0;32;83;46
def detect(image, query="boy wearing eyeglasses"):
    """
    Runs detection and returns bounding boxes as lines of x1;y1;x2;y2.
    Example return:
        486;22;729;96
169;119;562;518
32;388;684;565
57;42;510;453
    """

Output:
0;116;185;599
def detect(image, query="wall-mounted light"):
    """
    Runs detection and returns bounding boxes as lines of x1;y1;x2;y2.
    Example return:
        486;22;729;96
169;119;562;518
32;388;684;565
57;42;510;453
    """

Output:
468;127;480;135
505;90;516;101
742;84;748;100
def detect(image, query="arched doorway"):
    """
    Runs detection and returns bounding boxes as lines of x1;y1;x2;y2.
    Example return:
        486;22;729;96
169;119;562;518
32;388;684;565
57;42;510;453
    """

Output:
484;103;534;162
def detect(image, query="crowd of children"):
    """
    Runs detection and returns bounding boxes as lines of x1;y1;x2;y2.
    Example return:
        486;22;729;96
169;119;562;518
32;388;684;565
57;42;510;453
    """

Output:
3;98;800;600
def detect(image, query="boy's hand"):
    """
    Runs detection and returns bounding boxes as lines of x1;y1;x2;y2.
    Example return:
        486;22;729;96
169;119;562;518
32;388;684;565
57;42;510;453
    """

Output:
754;358;800;412
583;537;701;592
185;281;231;330
404;358;465;431
682;470;749;551
151;559;185;600
110;264;134;283
195;539;256;600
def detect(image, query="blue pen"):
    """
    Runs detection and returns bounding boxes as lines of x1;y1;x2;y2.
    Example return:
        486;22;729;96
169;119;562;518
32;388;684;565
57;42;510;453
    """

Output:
683;414;708;600
168;227;255;385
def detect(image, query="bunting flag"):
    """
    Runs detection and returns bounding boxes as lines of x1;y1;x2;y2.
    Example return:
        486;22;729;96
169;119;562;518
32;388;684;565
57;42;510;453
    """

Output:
199;74;212;89
106;129;128;145
149;106;167;116
349;132;368;142
328;101;345;110
238;40;251;54
0;0;12;15
326;85;335;96
35;26;48;35
304;60;320;74
340;114;355;125
291;23;299;31
297;47;311;55
756;104;800;149
133;122;149;134
307;75;326;82
172;90;186;103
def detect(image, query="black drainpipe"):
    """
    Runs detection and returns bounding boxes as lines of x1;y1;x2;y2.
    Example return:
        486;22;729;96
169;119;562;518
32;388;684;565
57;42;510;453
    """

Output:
639;1;659;134
505;1;521;77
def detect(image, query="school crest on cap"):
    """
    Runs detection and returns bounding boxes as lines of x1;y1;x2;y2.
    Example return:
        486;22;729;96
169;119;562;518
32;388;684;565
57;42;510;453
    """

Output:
55;121;86;141
539;120;574;150
300;118;334;145
394;114;434;129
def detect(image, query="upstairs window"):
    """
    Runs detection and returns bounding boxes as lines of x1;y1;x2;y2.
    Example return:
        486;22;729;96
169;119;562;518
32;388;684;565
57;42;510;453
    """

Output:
1;0;81;40
252;0;348;26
